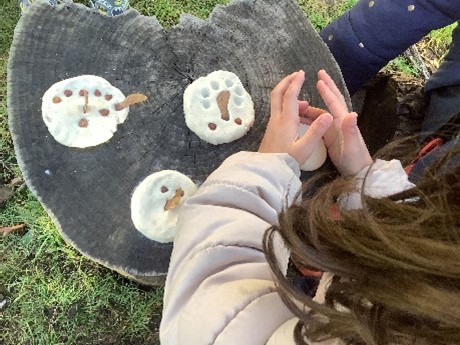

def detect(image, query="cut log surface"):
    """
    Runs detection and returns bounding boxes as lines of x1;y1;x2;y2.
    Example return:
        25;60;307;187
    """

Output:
7;0;350;284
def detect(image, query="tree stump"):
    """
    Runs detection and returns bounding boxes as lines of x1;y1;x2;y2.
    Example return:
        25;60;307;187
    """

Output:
8;0;350;285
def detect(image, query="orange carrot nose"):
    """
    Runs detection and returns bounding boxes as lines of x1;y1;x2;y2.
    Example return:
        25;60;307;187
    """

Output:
115;93;147;111
164;188;185;211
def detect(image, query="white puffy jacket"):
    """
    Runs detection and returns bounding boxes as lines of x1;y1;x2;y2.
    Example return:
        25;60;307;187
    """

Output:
160;152;414;345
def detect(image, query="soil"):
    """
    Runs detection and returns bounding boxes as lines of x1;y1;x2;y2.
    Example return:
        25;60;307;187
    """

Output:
353;71;428;156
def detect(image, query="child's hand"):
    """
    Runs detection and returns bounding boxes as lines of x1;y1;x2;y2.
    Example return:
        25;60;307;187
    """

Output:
306;70;373;176
259;71;333;166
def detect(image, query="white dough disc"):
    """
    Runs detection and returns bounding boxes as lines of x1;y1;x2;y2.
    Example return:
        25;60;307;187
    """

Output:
131;170;198;243
42;75;129;148
183;70;255;145
299;124;328;171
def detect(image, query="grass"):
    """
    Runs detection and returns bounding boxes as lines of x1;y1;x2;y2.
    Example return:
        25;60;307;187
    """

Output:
2;189;164;345
1;189;163;343
428;22;457;52
297;0;358;30
0;0;453;344
1;0;20;184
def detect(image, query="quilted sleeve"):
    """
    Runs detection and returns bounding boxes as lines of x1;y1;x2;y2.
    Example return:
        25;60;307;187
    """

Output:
160;152;302;345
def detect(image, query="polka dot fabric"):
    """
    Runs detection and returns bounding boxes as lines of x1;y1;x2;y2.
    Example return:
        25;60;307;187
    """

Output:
320;0;460;94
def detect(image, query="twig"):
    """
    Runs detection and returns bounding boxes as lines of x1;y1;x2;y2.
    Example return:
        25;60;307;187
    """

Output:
7;177;23;188
115;94;148;111
83;90;89;114
164;189;184;211
404;45;430;80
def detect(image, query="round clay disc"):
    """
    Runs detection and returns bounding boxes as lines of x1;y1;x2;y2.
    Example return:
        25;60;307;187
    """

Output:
184;70;255;145
299;124;328;171
131;170;197;243
42;75;128;148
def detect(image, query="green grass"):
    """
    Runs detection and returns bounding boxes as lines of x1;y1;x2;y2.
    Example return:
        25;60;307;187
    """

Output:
1;189;164;345
0;0;453;344
428;22;457;53
130;0;230;26
386;56;419;76
297;0;358;31
1;0;20;184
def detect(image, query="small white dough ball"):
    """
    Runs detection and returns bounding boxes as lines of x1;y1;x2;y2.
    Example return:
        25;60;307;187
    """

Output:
131;170;198;243
184;70;255;145
299;124;328;171
42;75;129;148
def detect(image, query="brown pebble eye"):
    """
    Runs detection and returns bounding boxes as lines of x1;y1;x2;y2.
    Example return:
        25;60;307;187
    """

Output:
105;94;113;101
79;90;87;96
180;190;185;197
78;118;89;128
235;118;242;125
94;90;102;97
208;123;217;131
52;97;62;104
115;103;123;111
99;109;110;116
161;186;169;193
64;90;73;97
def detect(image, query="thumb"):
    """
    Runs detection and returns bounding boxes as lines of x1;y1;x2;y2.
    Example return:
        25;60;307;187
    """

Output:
342;113;364;154
296;113;332;155
341;112;373;175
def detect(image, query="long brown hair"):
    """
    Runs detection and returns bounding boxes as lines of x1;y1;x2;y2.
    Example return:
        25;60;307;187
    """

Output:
263;140;460;345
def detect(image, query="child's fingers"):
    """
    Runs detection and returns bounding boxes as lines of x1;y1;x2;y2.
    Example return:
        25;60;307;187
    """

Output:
299;105;328;125
270;72;299;116
317;80;347;117
341;113;360;149
298;101;309;114
299;117;314;125
342;113;368;159
341;112;373;175
296;113;333;152
300;105;327;119
318;70;347;108
282;70;305;121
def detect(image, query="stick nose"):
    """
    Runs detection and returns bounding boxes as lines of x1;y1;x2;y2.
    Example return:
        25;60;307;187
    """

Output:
164;188;185;211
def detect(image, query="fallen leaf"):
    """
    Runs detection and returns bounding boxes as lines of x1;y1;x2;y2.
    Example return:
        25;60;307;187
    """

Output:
0;224;26;236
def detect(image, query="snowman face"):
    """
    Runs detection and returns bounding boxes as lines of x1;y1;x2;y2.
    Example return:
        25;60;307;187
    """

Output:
183;70;255;145
42;75;129;148
130;170;198;243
